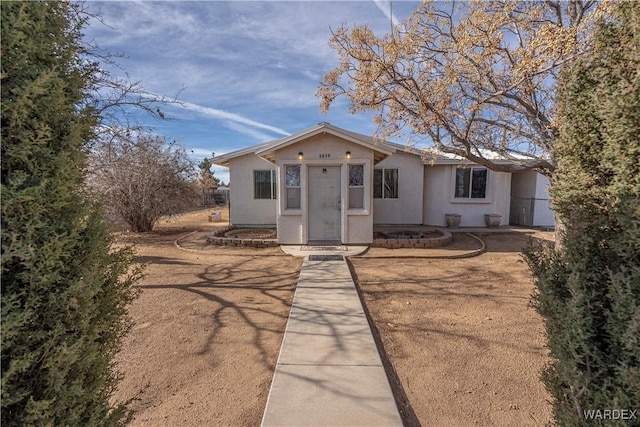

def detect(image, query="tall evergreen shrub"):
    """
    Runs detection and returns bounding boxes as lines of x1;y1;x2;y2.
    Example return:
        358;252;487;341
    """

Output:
524;3;640;425
1;2;140;425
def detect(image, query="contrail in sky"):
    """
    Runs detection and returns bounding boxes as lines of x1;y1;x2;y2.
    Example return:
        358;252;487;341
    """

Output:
372;0;400;27
181;100;290;137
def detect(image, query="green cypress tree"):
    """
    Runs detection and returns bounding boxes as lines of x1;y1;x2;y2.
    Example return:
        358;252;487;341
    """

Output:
524;3;640;425
1;2;140;425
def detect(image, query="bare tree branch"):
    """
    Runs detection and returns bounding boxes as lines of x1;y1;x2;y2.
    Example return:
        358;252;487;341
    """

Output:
318;1;611;176
87;133;197;232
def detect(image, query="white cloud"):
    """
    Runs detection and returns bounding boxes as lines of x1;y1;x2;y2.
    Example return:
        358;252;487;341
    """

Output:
180;100;289;137
223;122;277;142
372;0;401;27
85;1;394;108
83;1;420;159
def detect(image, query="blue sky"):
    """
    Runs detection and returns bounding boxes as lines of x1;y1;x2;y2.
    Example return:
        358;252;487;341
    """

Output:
83;0;422;183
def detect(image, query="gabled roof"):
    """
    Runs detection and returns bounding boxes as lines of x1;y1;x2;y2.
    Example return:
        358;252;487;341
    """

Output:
211;122;395;166
211;122;538;168
210;139;277;167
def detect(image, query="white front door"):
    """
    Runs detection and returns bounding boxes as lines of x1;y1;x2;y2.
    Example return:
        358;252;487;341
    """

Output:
308;166;341;241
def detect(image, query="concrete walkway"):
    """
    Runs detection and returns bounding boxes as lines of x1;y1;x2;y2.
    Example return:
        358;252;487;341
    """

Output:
261;251;402;427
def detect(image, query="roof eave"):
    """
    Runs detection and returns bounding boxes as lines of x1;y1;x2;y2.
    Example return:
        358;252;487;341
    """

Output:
210;140;278;167
256;124;394;158
211;122;404;166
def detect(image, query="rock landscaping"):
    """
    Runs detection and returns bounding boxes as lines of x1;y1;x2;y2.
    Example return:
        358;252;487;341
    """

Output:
372;228;451;249
207;226;278;248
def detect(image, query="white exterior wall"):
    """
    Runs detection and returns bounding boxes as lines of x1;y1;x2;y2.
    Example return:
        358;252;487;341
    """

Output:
373;153;424;224
224;125;549;238
533;173;554;227
275;134;376;244
228;154;277;226
510;171;554;227
423;165;511;227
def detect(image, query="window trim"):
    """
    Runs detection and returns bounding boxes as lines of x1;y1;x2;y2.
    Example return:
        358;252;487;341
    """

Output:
450;166;491;204
373;168;399;199
253;169;276;200
348;164;365;209
284;164;301;210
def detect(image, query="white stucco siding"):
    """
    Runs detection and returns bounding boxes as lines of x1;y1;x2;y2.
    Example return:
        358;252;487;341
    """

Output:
276;215;303;244
217;123;558;236
492;173;512;225
346;214;373;244
534;173;550;199
533;173;554;227
373;153;424;224
422;165;450;226
510;171;554;227
228;154;277;226
276;133;375;163
423;165;511;227
274;133;377;244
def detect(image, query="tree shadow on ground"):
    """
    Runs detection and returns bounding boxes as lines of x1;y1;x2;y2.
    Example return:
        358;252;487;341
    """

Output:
349;254;548;427
137;255;302;372
350;260;541;354
135;255;198;266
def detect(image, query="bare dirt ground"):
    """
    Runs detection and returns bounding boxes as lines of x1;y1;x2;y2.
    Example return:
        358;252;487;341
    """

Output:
112;208;302;426
113;208;553;426
351;231;554;426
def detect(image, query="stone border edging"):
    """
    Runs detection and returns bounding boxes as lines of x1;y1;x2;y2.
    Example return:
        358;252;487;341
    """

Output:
175;229;485;258
174;231;201;253
371;228;451;249
446;233;486;259
206;226;279;248
353;233;485;259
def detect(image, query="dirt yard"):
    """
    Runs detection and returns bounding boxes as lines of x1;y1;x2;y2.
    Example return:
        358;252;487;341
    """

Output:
112;208;302;426
351;233;554;426
112;208;553;426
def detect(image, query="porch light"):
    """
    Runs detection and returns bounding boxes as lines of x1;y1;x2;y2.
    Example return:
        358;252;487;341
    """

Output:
346;151;351;159
298;152;303;160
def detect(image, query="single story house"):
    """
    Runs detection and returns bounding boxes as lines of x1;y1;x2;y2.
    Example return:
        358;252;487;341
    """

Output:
212;122;553;245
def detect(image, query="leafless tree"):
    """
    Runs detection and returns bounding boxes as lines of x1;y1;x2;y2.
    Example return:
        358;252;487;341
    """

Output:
88;133;197;232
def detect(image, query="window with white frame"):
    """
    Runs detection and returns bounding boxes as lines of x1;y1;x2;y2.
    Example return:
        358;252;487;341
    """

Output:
373;168;398;199
454;167;487;199
285;165;301;209
253;170;276;199
348;164;364;209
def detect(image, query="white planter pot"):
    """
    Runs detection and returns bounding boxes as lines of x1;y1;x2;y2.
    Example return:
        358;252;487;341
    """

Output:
445;213;462;228
484;214;502;228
